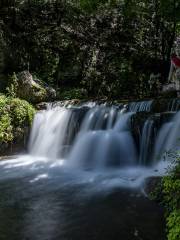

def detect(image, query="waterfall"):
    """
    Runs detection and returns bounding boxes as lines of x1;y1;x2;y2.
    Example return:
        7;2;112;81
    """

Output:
80;106;120;132
0;100;179;193
68;112;137;169
153;122;173;161
167;98;180;112
153;111;180;161
162;111;180;152
28;108;72;158
27;100;180;173
128;100;153;112
28;107;88;158
139;119;156;165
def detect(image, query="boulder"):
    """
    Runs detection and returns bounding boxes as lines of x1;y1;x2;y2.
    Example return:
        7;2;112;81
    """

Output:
16;71;56;103
160;84;178;98
144;176;163;200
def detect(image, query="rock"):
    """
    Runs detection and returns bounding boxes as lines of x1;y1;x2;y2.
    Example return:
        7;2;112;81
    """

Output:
144;176;162;197
47;86;56;99
36;102;50;110
160;84;178;98
16;71;56;103
36;99;82;110
162;83;176;92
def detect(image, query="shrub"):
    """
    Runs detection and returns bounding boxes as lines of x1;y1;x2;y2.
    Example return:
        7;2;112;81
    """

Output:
0;95;35;145
162;156;180;240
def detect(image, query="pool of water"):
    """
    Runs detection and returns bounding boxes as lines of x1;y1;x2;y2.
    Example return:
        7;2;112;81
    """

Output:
0;155;166;240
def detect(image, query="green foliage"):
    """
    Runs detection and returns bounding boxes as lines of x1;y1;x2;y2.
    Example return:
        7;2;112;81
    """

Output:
162;156;180;240
1;0;180;99
167;210;180;240
78;0;116;12
6;72;18;98
150;154;180;240
9;98;35;127
58;88;87;100
0;95;35;144
0;95;12;142
162;157;180;212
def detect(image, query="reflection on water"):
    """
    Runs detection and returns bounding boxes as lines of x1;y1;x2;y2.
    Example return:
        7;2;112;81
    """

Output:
0;156;166;240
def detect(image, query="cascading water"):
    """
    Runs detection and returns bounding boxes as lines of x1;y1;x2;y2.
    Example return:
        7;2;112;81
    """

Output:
128;100;153;112
22;101;179;179
28;108;72;158
27;103;180;170
139;119;156;165
0;100;179;189
28;106;89;159
154;111;180;159
0;100;179;240
167;98;180;111
68;111;137;169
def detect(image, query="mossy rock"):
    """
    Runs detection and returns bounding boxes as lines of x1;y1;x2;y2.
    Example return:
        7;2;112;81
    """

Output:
8;71;56;104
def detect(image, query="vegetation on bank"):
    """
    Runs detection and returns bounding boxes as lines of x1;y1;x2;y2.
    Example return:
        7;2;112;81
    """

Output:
162;156;180;240
0;94;35;148
151;154;180;240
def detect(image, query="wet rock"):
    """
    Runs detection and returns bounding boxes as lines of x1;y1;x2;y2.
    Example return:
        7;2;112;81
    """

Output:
36;99;83;110
36;102;50;110
52;99;81;108
144;176;162;197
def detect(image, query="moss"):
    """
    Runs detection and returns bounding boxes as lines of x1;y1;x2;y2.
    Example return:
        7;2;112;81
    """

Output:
0;95;36;147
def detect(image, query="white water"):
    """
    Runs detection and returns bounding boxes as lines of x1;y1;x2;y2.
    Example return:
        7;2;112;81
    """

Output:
153;111;180;159
28;108;72;158
0;105;179;189
68;111;137;169
128;100;153;112
139;119;155;165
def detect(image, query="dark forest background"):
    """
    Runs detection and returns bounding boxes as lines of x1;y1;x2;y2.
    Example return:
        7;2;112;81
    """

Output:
0;0;180;99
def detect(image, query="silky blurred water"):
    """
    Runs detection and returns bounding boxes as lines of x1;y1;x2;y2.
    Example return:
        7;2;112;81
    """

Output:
0;155;166;240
